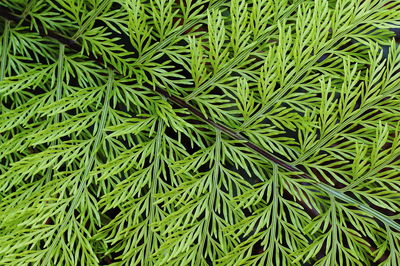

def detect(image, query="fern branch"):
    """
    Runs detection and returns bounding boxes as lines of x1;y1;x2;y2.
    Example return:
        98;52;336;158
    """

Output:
240;0;392;129
2;1;399;234
44;44;65;183
71;0;113;40
1;1;400;264
0;20;9;81
42;70;114;265
184;0;304;101
132;0;226;67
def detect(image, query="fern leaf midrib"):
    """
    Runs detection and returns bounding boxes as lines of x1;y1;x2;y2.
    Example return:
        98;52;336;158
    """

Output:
19;0;37;21
316;182;400;232
42;70;114;265
132;0;226;67
44;44;65;183
294;84;400;165
241;33;346;130
241;2;389;129
160;89;400;232
185;0;304;101
72;0;112;40
0;20;10;81
144;120;164;261
340;146;400;192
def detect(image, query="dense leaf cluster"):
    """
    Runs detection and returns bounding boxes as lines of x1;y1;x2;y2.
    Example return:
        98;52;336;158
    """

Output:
0;0;400;265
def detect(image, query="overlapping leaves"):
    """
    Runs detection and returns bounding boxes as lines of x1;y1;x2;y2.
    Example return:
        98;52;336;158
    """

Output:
1;0;400;265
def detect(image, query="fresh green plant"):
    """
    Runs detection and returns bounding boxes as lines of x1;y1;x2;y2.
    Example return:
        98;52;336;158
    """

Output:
1;0;400;265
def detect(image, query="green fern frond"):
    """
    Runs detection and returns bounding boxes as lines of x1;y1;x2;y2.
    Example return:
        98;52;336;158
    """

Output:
1;0;400;265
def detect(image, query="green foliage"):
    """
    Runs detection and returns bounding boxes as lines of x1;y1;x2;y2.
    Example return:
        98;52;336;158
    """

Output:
0;0;400;265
